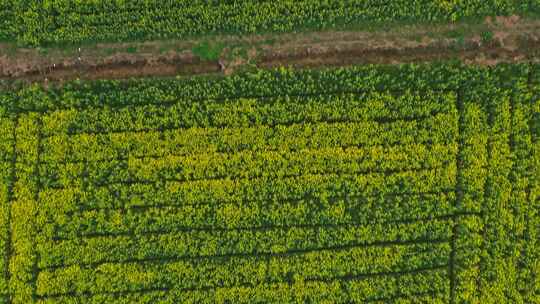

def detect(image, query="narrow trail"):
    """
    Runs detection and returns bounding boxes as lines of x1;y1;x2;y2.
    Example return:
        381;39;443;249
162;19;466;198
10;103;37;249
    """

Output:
1;15;539;84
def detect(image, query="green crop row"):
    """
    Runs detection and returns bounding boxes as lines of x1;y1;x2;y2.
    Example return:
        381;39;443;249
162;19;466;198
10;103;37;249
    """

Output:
0;107;13;300
40;213;453;268
36;270;449;304
50;170;456;237
39;91;454;135
40;142;457;187
1;0;539;46
0;63;538;303
37;170;456;239
40;117;456;163
37;242;449;295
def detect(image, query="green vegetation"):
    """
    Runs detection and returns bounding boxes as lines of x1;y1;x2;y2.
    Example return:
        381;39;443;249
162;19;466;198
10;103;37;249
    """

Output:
192;41;224;61
1;0;540;46
0;63;539;303
480;30;494;44
125;46;138;54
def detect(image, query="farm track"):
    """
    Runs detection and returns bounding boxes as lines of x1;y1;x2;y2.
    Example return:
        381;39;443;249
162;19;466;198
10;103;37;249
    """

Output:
1;16;539;84
1;40;538;83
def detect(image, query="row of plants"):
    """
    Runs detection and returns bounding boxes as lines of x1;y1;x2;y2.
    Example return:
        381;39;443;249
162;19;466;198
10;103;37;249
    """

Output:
451;89;489;303
36;242;450;297
0;64;538;303
2;0;539;46
510;90;539;301
452;80;540;303
40;115;456;163
40;142;457;186
49;173;456;237
8;113;41;304
476;87;540;302
41;195;455;269
39;91;455;136
41;166;457;224
31;75;459;302
37;272;449;304
37;269;449;303
0;107;14;299
2;64;528;114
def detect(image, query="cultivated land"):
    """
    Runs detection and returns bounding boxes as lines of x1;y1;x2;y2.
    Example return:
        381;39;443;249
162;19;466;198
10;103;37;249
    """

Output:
1;1;540;304
0;64;539;303
2;0;539;46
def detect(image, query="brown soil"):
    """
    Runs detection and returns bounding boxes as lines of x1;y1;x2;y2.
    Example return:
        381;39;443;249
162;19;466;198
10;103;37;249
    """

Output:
1;15;539;84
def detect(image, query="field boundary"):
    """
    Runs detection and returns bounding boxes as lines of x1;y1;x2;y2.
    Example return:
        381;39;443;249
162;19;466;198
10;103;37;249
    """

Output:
1;15;539;83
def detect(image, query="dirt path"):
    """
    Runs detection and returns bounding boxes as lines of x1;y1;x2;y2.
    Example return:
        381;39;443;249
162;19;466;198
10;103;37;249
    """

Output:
1;15;539;84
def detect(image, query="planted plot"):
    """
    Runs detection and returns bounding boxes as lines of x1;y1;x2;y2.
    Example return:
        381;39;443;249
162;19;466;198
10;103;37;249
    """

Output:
0;64;538;303
2;0;539;45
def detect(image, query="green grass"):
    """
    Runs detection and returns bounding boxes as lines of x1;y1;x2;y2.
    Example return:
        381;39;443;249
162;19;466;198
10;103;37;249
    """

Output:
192;40;224;61
481;30;494;44
125;46;138;53
103;48;116;56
